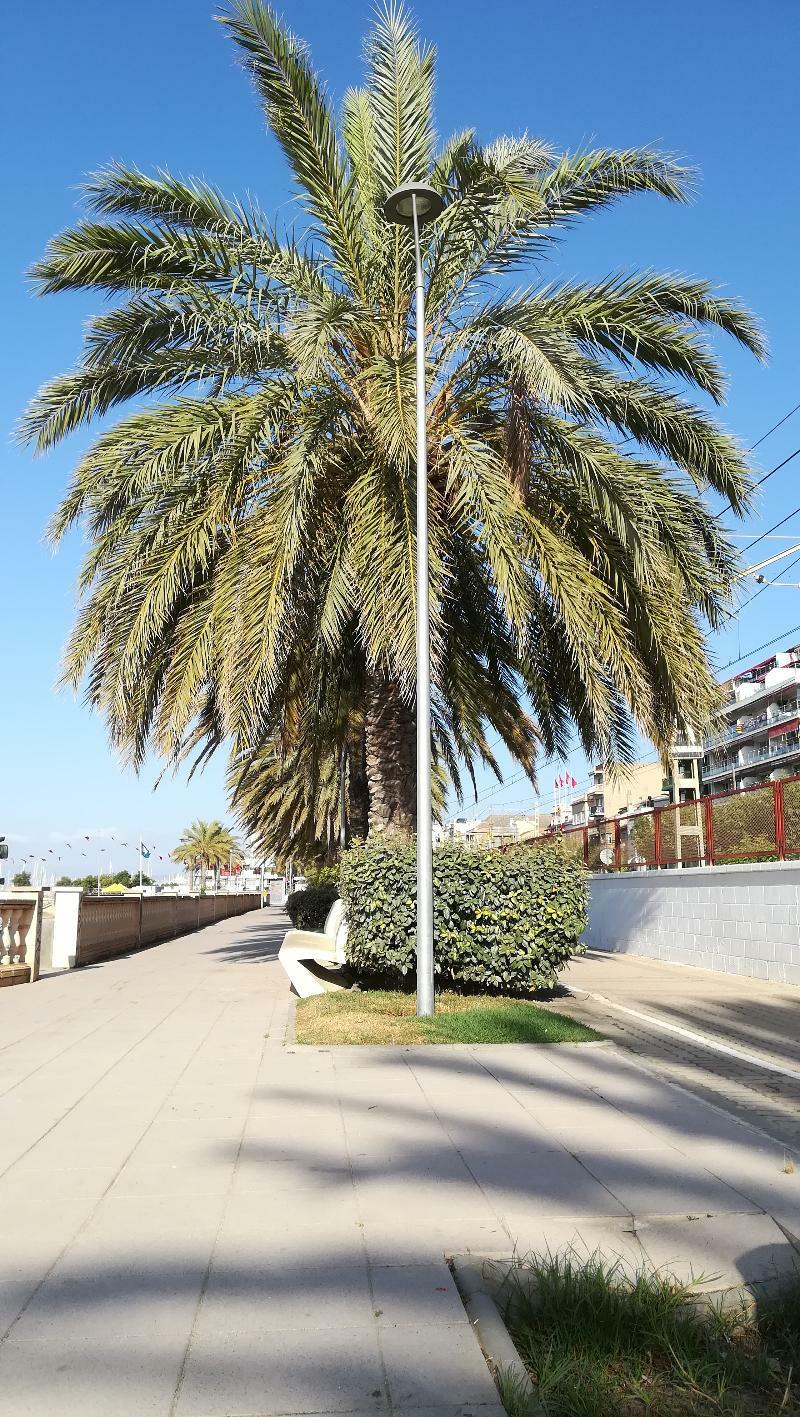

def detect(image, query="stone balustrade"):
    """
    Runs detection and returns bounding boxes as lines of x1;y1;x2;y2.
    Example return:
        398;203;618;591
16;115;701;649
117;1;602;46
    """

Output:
60;891;262;968
0;892;43;985
0;890;262;983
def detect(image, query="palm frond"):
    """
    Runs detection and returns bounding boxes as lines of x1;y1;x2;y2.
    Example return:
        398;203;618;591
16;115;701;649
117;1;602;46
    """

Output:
22;2;764;850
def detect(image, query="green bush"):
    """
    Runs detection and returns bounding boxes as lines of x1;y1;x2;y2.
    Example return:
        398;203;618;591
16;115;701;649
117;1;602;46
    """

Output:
285;883;339;930
303;865;339;889
340;838;587;994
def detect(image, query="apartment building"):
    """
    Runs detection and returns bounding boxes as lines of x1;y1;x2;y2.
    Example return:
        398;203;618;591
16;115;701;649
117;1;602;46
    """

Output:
437;811;551;848
702;645;800;793
570;744;702;827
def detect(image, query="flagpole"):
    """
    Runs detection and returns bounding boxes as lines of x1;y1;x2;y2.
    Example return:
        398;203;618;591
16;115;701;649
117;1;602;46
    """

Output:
139;840;143;892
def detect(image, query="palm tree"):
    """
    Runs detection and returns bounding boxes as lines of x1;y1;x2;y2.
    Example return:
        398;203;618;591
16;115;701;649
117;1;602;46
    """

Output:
23;2;765;840
171;820;241;891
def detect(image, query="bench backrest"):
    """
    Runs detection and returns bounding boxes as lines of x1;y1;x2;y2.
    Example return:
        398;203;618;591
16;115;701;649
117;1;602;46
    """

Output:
323;899;345;939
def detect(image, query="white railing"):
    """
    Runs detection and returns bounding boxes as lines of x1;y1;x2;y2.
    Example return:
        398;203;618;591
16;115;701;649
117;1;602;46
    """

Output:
704;700;800;750
0;892;43;983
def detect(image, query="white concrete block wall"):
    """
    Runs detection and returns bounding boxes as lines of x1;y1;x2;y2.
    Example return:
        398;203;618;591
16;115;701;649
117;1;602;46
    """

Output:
584;862;800;984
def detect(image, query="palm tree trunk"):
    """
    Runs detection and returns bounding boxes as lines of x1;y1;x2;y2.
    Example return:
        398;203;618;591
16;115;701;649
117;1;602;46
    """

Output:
347;721;370;841
364;674;416;834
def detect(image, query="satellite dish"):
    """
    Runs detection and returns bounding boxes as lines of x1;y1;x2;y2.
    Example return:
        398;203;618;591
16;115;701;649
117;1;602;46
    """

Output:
599;847;615;866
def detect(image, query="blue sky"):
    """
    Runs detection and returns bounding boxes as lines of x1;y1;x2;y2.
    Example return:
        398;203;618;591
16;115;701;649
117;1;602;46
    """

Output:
2;0;799;874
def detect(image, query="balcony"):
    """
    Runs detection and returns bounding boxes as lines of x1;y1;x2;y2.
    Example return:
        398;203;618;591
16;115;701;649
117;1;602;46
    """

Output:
670;739;704;758
704;699;800;750
702;760;737;782
702;737;800;782
719;670;800;719
755;739;800;766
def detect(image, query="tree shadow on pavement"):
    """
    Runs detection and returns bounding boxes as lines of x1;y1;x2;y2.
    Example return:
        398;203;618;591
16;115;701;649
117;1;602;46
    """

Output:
203;910;286;965
2;1043;799;1414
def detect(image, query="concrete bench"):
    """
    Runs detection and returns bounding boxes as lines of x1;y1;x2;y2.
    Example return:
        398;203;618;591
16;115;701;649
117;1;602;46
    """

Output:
278;899;348;997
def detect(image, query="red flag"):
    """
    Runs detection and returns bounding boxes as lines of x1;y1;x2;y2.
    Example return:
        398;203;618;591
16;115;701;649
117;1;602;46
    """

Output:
571;775;577;787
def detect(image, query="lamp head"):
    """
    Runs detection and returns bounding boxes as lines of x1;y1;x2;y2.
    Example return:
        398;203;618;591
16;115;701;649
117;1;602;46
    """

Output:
383;182;444;226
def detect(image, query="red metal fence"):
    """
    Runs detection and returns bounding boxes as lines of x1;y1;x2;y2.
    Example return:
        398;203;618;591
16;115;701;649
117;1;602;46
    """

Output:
529;772;800;871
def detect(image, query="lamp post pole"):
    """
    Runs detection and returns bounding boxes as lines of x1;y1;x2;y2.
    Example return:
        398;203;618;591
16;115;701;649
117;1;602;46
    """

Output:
411;193;434;1017
383;182;444;1019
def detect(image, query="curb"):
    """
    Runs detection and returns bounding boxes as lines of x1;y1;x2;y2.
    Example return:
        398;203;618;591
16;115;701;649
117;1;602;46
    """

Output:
450;1256;547;1417
566;984;800;1083
569;1017;800;1157
284;993;298;1045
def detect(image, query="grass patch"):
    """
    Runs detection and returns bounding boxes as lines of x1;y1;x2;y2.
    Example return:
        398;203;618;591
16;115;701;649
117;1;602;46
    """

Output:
503;1250;800;1416
294;990;602;1046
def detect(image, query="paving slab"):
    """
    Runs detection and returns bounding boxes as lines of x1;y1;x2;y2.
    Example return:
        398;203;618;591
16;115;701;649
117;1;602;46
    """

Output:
174;1323;389;1416
193;1257;375;1337
636;1212;800;1294
391;1406;506;1417
11;1265;202;1342
370;1262;469;1327
578;1146;763;1220
556;949;800;1149
0;906;799;1415
0;1332;185;1417
480;1218;649;1275
379;1321;502;1409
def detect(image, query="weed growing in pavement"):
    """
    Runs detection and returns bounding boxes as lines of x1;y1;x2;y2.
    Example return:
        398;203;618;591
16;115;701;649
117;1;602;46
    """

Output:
501;1248;800;1415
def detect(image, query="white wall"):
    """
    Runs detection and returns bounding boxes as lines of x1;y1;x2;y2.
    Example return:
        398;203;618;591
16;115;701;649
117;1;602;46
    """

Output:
585;861;800;985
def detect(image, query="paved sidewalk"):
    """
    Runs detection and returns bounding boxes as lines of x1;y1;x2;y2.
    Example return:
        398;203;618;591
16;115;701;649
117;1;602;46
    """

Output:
0;910;799;1416
557;950;800;1149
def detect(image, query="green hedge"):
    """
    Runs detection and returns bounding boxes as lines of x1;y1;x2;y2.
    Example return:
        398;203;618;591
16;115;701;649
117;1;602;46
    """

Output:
340;838;587;994
285;883;339;930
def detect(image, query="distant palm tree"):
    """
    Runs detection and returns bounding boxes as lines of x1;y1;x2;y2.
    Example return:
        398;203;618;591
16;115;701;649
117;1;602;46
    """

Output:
171;820;242;892
24;2;764;840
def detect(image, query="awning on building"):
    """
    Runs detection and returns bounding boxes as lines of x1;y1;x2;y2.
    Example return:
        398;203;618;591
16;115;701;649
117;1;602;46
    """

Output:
768;718;799;738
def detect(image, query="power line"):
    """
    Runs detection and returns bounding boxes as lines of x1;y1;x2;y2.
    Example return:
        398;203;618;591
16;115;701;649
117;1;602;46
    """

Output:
742;489;800;555
717;621;800;675
467;749;665;818
714;403;800;520
469;766;530;809
749;445;800;496
737;551;800;615
749;400;800;453
718;444;800;529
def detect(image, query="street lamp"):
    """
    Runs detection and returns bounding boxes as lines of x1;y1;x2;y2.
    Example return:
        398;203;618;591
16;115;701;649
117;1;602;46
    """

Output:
383;181;445;1018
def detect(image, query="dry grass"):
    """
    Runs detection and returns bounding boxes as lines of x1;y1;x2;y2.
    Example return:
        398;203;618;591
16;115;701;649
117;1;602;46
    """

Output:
294;989;602;1046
